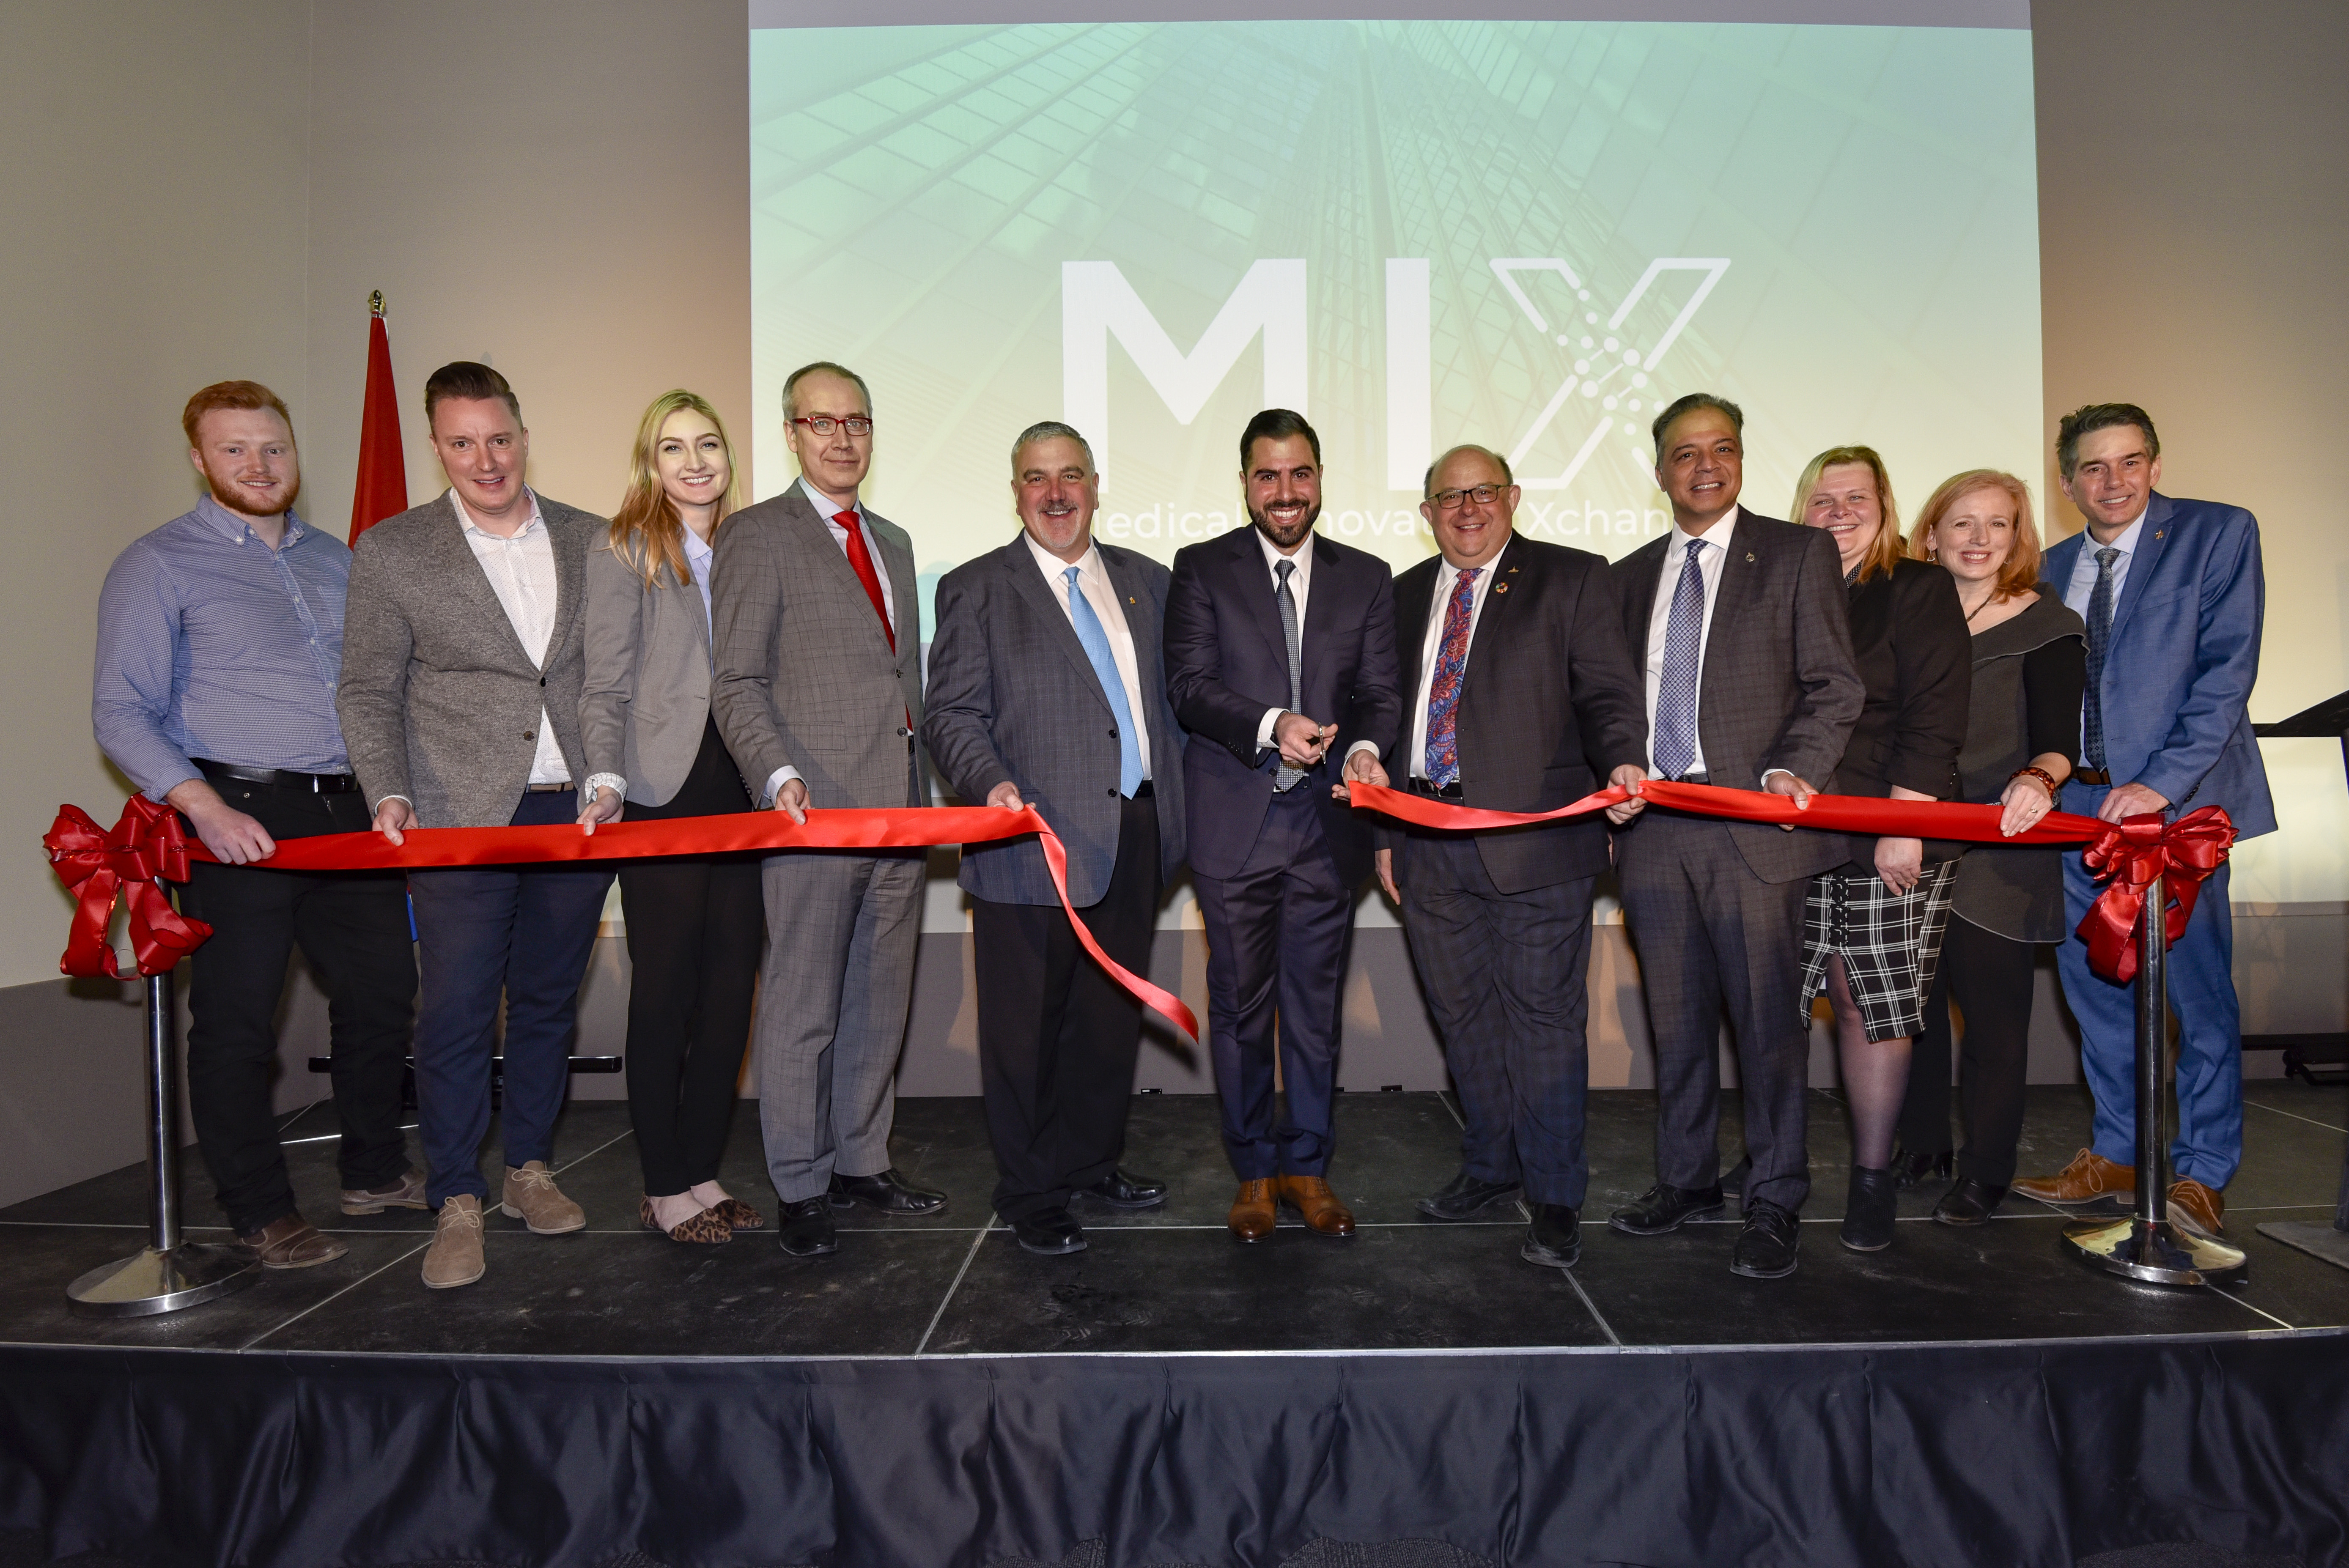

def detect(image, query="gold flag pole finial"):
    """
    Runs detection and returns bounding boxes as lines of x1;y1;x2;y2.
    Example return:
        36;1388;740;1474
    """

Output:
368;290;386;317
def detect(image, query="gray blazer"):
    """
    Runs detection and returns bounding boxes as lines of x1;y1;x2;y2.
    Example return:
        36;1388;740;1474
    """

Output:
338;491;606;828
1611;510;1863;884
709;485;928;810
580;534;717;806
924;536;1186;908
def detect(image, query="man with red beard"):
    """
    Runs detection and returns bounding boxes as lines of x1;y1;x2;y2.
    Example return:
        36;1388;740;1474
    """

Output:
93;381;421;1270
1165;408;1402;1243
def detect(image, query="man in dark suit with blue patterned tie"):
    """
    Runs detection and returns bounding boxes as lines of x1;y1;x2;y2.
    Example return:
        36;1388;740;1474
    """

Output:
1164;409;1403;1243
924;422;1188;1256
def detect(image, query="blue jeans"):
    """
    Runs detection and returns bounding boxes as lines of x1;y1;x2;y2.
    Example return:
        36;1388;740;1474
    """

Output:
406;789;613;1207
2057;781;2242;1188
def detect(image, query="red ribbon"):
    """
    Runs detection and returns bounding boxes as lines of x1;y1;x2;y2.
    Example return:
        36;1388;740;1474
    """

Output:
1345;781;2234;984
44;798;1198;1040
43;796;214;980
2074;805;2235;985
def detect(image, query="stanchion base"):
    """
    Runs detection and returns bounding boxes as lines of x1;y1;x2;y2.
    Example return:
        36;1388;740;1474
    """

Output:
67;1243;258;1318
2255;1220;2349;1272
2062;1217;2246;1286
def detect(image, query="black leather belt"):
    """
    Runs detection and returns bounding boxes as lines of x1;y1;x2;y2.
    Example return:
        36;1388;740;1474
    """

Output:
2072;768;2111;786
195;759;359;794
1130;780;1153;799
1675;771;1709;785
1407;778;1464;800
524;782;576;794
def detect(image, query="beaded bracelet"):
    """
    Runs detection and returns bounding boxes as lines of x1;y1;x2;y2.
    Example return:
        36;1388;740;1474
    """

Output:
2010;765;2059;799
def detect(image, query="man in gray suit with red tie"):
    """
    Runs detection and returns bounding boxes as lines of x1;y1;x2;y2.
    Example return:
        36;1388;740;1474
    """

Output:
1165;408;1402;1244
711;361;945;1259
1606;393;1862;1279
924;421;1187;1257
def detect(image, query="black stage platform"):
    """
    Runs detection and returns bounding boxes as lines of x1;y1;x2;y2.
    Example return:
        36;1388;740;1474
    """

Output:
3;1085;2346;1567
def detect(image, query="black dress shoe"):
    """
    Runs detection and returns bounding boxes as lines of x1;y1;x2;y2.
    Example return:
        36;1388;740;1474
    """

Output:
1932;1177;2007;1227
1838;1165;1898;1252
1608;1181;1726;1236
1721;1155;1752;1203
1012;1208;1088;1256
1731;1197;1800;1279
777;1196;837;1257
1520;1204;1581;1269
829;1168;948;1215
1417;1170;1522;1221
1080;1168;1166;1209
1889;1146;1954;1189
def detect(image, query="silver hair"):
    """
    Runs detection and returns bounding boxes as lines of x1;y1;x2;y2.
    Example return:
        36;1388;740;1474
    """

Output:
781;360;873;422
1010;419;1095;473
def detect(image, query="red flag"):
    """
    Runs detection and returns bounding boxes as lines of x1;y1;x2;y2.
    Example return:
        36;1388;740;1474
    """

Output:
349;302;408;540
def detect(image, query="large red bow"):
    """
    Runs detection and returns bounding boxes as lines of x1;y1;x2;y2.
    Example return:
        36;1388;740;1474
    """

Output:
2076;806;2235;985
43;795;213;979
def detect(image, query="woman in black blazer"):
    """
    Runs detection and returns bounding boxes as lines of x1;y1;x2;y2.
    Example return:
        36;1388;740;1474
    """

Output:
1892;471;2085;1225
1792;447;1970;1252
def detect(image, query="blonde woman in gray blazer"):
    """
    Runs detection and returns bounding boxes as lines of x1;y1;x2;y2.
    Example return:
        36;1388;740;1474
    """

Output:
579;391;766;1245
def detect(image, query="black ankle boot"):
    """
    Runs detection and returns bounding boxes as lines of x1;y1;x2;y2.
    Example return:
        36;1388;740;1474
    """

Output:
1888;1146;1953;1189
1839;1165;1898;1252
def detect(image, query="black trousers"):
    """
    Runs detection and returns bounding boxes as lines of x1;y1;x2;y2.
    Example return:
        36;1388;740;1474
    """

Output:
1897;913;2038;1187
176;781;415;1235
615;718;765;1197
971;794;1160;1224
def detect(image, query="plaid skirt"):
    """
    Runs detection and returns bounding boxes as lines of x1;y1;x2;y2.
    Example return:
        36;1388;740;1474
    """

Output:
1797;859;1960;1042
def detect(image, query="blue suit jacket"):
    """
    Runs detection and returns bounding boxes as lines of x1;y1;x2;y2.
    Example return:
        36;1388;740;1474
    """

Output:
2040;491;2275;839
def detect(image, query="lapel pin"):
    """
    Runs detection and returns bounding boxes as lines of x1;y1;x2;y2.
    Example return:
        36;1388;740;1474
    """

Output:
1745;551;1756;562
1494;583;1509;594
2153;531;2163;540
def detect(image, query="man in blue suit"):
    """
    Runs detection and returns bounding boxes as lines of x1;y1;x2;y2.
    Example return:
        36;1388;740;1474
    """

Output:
2016;404;2275;1239
1165;408;1402;1243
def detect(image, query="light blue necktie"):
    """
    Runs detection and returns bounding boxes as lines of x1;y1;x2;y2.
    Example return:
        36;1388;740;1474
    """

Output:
1652;539;1706;780
1066;565;1146;797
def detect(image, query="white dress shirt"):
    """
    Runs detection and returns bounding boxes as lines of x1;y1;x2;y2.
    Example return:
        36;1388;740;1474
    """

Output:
1248;529;1380;762
765;477;902;805
453;487;570;787
1409;540;1508;779
1642;507;1737;780
1026;531;1151;779
2061;511;2146;620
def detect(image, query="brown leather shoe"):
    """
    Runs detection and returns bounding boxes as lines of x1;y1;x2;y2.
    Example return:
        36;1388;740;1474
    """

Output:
1276;1174;1356;1238
235;1212;347;1269
501;1161;586;1234
1228;1179;1276;1242
421;1194;485;1289
340;1166;428;1215
2013;1148;2134;1206
2168;1178;2225;1238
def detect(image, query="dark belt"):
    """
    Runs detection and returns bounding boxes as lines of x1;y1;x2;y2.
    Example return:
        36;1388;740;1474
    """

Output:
194;759;359;794
1129;780;1154;799
1674;771;1709;785
2072;767;2111;786
524;782;576;794
1407;777;1464;800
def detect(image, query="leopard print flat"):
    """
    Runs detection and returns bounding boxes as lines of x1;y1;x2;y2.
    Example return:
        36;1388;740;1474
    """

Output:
639;1195;732;1244
710;1198;765;1231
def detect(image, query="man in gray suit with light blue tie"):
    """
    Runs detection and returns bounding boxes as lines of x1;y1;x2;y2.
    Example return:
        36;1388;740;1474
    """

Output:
924;422;1187;1256
710;361;945;1258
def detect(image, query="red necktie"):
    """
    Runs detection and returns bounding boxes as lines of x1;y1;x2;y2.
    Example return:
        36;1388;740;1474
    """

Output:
834;510;895;652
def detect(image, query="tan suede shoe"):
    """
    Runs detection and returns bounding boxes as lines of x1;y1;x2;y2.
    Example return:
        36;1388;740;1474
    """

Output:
235;1212;348;1269
422;1194;485;1289
501;1161;586;1234
2168;1178;2226;1238
1228;1179;1276;1243
341;1166;428;1215
1276;1174;1356;1238
2013;1148;2134;1206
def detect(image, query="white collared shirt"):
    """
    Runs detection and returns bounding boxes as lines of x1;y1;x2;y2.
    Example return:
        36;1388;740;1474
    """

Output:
452;487;569;787
2061;511;2146;621
1246;528;1380;762
1409;540;1509;779
1642;506;1739;779
1026;531;1150;780
682;523;715;636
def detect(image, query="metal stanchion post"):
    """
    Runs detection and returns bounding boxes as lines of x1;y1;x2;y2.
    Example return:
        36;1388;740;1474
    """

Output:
2063;869;2247;1285
66;970;258;1316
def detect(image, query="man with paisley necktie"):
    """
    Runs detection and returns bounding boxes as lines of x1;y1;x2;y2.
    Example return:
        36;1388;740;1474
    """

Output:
1376;445;1648;1270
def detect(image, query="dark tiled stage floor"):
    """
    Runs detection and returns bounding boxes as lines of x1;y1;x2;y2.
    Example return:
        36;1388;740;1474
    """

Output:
2;1083;2343;1357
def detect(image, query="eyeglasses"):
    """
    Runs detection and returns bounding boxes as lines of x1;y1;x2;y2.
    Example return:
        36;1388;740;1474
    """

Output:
792;416;873;438
1430;484;1503;511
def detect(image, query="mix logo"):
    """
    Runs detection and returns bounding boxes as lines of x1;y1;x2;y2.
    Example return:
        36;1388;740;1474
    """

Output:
1063;256;1729;488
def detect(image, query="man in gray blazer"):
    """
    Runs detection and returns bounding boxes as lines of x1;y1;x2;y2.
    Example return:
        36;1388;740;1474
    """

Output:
338;362;612;1290
1605;392;1862;1280
924;421;1187;1256
710;361;943;1258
